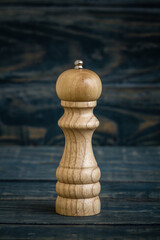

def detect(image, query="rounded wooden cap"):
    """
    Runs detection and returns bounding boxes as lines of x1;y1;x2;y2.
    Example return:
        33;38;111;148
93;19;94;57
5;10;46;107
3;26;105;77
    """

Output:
56;60;102;102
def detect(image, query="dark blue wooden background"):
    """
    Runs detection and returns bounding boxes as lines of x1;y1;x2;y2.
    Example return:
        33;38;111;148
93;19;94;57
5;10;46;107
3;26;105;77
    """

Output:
0;0;160;146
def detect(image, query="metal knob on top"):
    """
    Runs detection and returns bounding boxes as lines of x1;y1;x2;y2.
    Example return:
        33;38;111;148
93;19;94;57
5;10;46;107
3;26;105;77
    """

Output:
74;60;83;69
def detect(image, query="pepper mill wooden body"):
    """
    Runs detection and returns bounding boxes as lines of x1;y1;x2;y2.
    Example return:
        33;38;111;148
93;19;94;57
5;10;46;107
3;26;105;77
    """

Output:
55;60;102;216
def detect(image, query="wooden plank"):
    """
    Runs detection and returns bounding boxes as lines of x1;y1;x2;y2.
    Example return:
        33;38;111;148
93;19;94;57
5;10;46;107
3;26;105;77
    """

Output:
0;224;160;240
0;147;160;181
0;85;160;146
0;181;160;201
0;0;160;7
0;8;159;85
0;199;160;224
0;4;160;146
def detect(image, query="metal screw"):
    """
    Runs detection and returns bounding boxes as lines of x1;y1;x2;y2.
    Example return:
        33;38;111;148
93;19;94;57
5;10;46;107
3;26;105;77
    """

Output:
74;60;83;69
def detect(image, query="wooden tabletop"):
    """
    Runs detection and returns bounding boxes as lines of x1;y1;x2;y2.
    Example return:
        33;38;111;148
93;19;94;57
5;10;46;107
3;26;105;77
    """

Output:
0;147;160;239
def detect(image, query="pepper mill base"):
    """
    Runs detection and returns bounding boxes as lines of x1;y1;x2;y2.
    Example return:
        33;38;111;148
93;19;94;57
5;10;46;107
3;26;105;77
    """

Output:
55;196;101;216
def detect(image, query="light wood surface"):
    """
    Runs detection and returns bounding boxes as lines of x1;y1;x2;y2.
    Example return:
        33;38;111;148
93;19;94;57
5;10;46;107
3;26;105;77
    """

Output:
56;69;102;102
55;66;102;216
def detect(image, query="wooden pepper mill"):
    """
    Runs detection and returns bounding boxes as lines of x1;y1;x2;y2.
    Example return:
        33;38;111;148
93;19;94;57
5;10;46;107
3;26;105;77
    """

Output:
55;60;102;216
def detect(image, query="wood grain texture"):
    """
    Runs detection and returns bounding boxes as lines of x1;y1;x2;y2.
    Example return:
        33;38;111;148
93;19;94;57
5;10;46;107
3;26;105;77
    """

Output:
55;99;101;215
1;225;160;240
0;199;160;224
0;2;160;146
55;66;102;216
1;0;160;7
0;7;160;85
1;147;160;181
56;68;102;101
0;146;160;239
0;86;160;146
1;181;160;201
